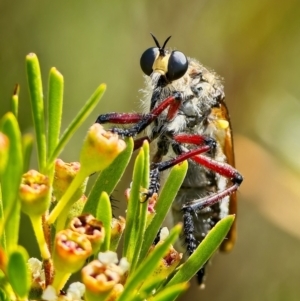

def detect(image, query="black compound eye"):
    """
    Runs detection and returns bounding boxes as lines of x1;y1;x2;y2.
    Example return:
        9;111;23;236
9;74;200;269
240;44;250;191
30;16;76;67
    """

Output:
140;47;159;76
166;51;188;81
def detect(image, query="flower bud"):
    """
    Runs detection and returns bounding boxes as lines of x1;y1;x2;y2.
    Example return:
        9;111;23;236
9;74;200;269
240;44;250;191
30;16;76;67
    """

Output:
53;159;82;201
51;159;87;230
53;229;92;274
110;216;126;251
80;124;126;175
19;170;50;216
146;192;158;227
152;244;182;278
69;214;105;253
82;252;129;301
149;227;182;279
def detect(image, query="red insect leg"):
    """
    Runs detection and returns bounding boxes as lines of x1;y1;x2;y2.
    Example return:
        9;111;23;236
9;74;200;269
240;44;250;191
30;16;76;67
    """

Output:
95;93;183;137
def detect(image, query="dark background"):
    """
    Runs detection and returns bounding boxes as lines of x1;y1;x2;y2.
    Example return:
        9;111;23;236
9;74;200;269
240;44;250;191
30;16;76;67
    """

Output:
1;1;300;300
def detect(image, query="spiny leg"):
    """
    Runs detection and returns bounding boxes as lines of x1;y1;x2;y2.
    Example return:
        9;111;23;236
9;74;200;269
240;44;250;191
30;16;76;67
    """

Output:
169;134;243;209
148;137;215;196
95;93;183;137
150;133;243;284
183;206;207;285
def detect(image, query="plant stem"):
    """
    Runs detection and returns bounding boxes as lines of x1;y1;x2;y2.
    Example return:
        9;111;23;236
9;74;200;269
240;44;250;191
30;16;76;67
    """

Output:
52;269;71;293
30;215;50;260
47;170;86;225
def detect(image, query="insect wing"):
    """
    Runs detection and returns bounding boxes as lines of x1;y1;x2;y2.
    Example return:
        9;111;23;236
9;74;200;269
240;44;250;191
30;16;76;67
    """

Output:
211;102;237;252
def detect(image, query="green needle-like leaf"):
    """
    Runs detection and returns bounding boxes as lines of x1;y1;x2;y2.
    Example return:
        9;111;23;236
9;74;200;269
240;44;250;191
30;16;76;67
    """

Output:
96;192;112;252
26;53;47;172
0;113;23;251
131;141;150;271
152;283;189;301
135;276;167;301
48;83;106;166
22;133;34;173
47;67;64;164
141;140;150;189
123;147;144;263
11;84;20;118
139;161;188;263
7;246;30;299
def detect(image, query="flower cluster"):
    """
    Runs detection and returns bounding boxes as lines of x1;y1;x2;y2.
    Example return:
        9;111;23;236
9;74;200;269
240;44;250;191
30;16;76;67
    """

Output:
82;252;129;301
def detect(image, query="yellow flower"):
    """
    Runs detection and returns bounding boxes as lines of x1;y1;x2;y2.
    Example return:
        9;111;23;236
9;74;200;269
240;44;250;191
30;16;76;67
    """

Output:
80;124;126;175
19;170;50;216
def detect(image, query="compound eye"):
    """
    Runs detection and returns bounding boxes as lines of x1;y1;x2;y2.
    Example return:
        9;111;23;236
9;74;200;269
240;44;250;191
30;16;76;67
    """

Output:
140;47;159;76
167;51;188;81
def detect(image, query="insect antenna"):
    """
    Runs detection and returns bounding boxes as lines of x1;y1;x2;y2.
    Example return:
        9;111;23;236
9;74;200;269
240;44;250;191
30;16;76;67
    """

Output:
150;33;172;56
150;33;161;48
162;35;172;49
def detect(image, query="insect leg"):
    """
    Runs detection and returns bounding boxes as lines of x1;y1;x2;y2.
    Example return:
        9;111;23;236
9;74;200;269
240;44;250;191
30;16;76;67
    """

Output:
95;93;183;137
155;133;243;210
151;135;242;285
147;137;215;204
185;154;243;211
183;206;207;286
95;112;145;124
182;155;242;285
154;138;217;172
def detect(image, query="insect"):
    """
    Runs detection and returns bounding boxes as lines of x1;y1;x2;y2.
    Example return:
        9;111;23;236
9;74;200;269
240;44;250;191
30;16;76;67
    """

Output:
96;34;243;285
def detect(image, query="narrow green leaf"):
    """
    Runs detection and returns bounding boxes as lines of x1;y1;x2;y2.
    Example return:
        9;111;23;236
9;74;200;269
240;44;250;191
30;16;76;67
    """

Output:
152;283;189;301
141;140;150;188
11;84;20;118
22;133;34;173
135;276;165;300
131;141;150;271
167;215;235;286
48;83;106;165
96;192;112;251
139;161;188;262
7;246;30;299
0;113;23;251
47;67;64;164
123;147;144;263
118;224;181;301
83;137;133;215
26;53;47;172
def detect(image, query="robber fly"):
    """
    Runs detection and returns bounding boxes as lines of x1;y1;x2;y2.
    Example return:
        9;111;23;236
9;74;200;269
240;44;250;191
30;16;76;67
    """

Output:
96;34;243;285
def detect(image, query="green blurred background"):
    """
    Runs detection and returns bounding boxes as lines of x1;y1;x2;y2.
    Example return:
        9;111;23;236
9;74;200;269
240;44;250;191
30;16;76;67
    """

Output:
1;0;300;300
